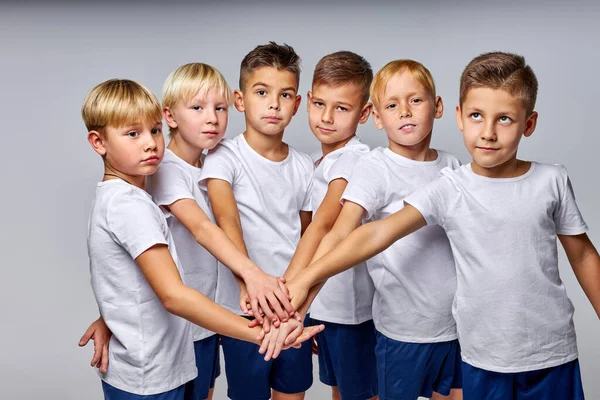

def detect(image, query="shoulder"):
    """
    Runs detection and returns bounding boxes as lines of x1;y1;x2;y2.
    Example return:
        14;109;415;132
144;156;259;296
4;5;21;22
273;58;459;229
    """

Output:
288;145;314;172
435;150;462;168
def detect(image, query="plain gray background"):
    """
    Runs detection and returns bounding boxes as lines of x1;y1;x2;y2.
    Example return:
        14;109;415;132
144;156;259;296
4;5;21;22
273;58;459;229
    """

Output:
1;1;599;399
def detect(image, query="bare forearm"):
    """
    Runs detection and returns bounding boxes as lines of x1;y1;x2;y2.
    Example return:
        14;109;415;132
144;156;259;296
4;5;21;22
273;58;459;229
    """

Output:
571;249;600;318
165;285;261;343
303;206;425;287
196;220;261;280
285;222;330;280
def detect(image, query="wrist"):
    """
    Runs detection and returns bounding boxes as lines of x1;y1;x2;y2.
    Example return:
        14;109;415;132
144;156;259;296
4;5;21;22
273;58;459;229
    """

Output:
239;262;263;282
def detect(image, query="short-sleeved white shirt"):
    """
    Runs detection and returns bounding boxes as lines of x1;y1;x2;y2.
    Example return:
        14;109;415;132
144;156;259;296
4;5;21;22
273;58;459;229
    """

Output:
342;147;461;342
88;180;196;395
309;137;375;324
199;134;314;314
405;162;587;372
147;149;218;341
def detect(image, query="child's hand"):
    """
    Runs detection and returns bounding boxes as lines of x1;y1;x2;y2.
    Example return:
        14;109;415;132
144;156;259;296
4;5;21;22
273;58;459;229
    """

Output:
243;269;296;325
78;316;112;374
258;318;324;361
286;276;310;312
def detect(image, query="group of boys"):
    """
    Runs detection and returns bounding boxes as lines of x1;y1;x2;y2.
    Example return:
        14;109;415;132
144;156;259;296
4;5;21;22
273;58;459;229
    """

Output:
80;41;600;400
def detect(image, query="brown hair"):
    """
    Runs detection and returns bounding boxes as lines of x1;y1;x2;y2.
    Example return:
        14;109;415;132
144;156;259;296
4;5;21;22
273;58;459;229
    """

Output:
82;79;162;135
239;41;301;90
370;60;436;109
312;51;373;106
460;52;538;115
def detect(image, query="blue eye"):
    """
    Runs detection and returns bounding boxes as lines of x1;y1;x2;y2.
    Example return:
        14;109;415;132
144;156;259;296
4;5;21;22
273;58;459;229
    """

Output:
470;113;482;121
499;116;512;123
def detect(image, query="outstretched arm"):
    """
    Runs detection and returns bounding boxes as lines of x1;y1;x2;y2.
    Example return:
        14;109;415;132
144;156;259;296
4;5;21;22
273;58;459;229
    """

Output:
560;233;600;318
289;204;426;309
205;178;293;324
135;244;323;348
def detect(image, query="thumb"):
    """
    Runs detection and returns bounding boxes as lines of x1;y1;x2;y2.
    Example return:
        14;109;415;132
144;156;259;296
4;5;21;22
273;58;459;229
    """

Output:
79;326;94;347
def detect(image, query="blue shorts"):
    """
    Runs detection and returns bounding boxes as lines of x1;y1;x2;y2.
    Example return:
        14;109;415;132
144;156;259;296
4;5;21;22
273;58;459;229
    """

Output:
462;359;584;400
102;381;185;400
221;318;313;400
375;331;462;400
312;318;377;400
184;335;221;400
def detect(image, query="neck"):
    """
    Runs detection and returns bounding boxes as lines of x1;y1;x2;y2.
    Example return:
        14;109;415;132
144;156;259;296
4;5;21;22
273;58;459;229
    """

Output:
103;165;146;190
388;133;436;161
471;157;530;179
321;134;355;158
168;133;204;167
243;127;288;162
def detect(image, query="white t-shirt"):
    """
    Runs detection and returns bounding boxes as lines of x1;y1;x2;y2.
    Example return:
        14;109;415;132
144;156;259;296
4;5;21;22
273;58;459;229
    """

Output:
342;147;460;342
309;137;375;324
199;134;313;314
88;180;196;395
147;149;218;341
405;162;587;372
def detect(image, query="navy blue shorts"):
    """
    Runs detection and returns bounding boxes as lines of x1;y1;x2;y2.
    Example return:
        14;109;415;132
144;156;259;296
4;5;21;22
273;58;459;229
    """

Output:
312;318;377;400
462;358;584;400
221;318;313;400
184;335;221;400
102;381;185;400
375;331;462;400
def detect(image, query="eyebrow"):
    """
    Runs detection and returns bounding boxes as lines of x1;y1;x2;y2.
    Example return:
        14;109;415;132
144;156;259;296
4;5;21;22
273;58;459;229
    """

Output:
252;82;297;93
312;96;353;107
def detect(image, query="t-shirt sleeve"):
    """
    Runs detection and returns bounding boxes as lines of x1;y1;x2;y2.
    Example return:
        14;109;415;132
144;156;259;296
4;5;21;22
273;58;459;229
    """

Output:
404;174;455;227
554;166;588;235
107;193;169;259
149;163;194;208
301;175;313;212
199;143;239;191
324;150;364;184
341;156;386;219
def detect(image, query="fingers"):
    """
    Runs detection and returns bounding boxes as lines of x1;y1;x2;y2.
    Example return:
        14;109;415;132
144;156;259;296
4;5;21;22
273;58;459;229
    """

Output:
240;294;250;315
257;296;275;323
247;318;261;328
251;297;264;325
99;343;109;374
266;292;287;322
262;316;271;334
278;278;290;297
273;286;294;316
284;324;304;346
256;328;266;342
78;326;94;347
293;325;324;346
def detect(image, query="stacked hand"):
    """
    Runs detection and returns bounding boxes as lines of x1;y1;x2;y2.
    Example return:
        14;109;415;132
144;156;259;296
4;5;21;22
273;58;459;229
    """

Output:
257;318;324;361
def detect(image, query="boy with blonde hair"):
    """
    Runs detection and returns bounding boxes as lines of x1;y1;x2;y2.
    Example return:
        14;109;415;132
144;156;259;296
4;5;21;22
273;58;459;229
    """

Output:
287;52;600;400
199;42;315;400
81;78;321;399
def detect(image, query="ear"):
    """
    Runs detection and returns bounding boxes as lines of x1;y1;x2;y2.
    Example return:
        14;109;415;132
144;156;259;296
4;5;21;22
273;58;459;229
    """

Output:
306;91;312;112
455;105;464;132
358;102;373;124
234;90;245;112
292;94;302;116
434;96;444;119
371;107;384;130
163;106;177;129
523;111;538;137
88;130;107;156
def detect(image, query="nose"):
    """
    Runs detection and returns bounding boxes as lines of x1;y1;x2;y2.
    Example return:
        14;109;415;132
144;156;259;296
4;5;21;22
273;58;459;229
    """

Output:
268;94;280;111
398;102;411;118
143;130;159;152
481;121;497;141
321;107;333;124
206;107;218;124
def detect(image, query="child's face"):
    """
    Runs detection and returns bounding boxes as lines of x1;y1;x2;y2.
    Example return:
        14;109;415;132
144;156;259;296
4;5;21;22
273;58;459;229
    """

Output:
94;119;165;179
457;87;537;177
307;83;371;146
372;71;442;150
167;87;228;151
235;67;301;137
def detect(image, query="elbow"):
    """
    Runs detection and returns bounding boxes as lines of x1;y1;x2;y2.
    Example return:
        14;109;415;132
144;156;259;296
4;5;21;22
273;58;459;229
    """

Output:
193;219;215;245
161;289;185;316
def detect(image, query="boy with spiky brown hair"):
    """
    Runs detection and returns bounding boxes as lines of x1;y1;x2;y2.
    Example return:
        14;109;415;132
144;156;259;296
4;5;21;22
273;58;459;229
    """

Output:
199;42;315;400
286;52;600;399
